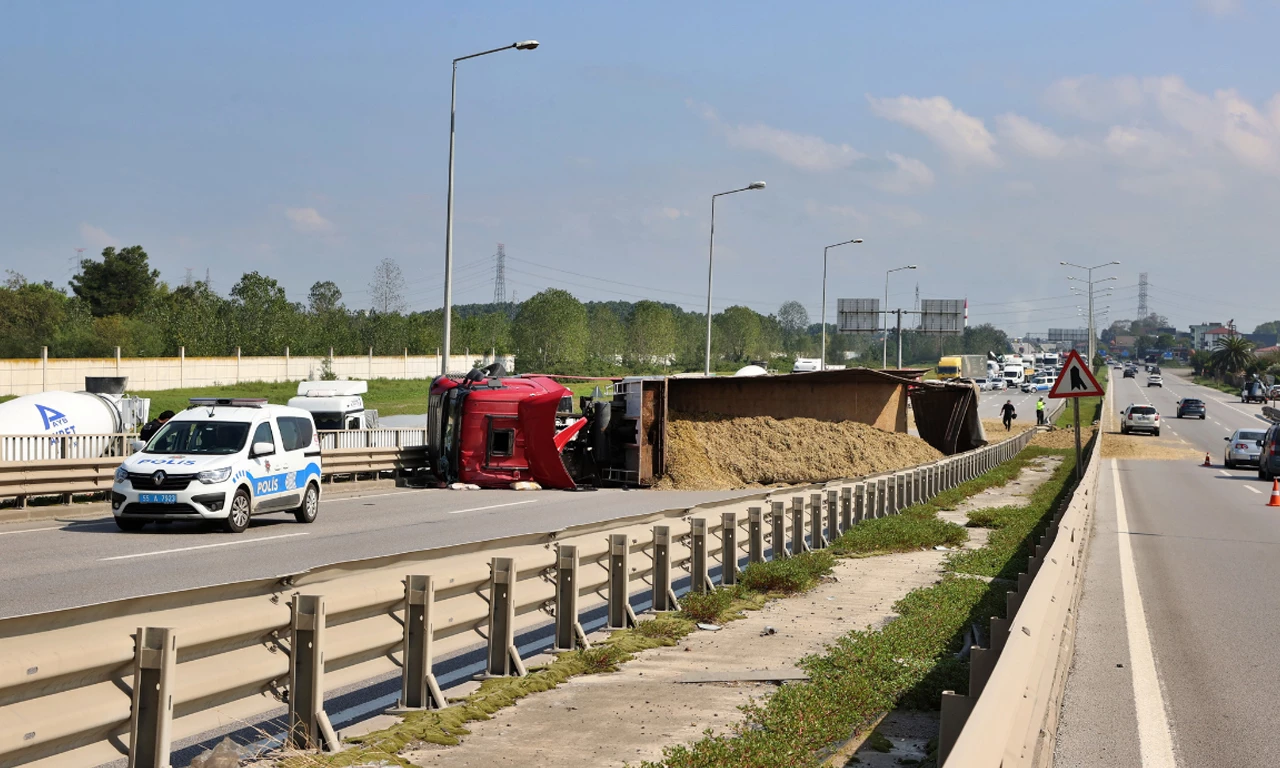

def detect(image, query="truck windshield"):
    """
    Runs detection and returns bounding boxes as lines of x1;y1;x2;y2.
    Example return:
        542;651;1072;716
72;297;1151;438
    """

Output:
145;421;250;455
312;413;344;431
937;366;959;375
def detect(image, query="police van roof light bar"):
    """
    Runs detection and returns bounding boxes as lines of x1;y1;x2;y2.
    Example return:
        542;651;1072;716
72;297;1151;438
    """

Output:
188;397;268;407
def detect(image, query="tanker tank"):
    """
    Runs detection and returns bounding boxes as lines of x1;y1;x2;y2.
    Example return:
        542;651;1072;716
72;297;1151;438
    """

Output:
0;377;150;461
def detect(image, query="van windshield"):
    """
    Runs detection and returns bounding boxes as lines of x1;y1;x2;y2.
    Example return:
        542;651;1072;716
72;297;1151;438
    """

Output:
145;421;250;455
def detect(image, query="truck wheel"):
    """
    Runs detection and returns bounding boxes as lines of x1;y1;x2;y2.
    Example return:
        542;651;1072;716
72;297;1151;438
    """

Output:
294;484;319;524
115;517;146;532
224;489;251;533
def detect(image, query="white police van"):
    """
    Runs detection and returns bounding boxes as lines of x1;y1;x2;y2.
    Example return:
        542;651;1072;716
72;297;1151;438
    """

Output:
111;398;322;533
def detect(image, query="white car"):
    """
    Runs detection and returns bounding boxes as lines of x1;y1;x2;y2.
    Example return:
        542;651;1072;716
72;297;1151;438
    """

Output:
989;378;1007;392
112;398;322;533
1120;404;1160;436
1147;374;1163;387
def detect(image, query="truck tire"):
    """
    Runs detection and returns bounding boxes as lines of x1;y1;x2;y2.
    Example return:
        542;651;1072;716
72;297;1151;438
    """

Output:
294;483;319;524
224;488;251;533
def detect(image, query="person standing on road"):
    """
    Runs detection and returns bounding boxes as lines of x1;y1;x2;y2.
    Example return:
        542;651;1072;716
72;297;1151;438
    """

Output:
1036;397;1046;425
139;410;174;443
1000;400;1016;431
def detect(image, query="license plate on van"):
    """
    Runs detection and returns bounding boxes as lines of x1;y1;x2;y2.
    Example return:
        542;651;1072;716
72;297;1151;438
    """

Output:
139;494;177;504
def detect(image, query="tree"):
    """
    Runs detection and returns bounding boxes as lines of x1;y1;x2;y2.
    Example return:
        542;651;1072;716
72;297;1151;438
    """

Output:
308;281;343;314
69;245;160;317
778;301;810;354
1210;335;1254;377
368;258;406;314
0;275;71;356
586;304;625;367
716;306;763;363
229;272;296;355
1254;321;1280;336
511;289;589;371
962;324;1010;357
628;301;677;366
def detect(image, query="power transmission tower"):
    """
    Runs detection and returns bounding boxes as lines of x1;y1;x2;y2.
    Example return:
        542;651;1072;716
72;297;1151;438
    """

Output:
914;283;920;313
1138;272;1149;318
184;268;195;288
205;268;212;291
493;243;507;305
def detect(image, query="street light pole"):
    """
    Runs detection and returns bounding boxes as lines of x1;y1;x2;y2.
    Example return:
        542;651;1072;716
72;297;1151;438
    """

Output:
882;265;917;368
442;40;539;375
705;181;766;375
821;238;863;371
1061;260;1119;367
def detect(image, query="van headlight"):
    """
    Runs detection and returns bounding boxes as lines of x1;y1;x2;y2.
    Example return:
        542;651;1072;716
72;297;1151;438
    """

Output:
114;466;129;484
197;467;233;485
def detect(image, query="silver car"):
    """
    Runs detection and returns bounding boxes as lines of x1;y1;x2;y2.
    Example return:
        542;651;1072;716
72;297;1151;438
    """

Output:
1224;428;1266;469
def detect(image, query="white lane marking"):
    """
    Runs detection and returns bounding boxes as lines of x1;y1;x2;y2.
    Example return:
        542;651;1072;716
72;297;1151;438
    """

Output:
447;500;540;515
0;526;60;537
100;532;310;561
1219;470;1233;477
1244;485;1262;494
329;489;434;503
1111;460;1178;767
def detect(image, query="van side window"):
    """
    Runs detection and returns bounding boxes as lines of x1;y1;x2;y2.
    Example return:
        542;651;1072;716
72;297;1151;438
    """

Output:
276;416;314;451
252;422;275;450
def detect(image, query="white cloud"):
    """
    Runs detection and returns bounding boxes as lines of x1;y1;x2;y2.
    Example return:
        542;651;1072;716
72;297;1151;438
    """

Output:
995;113;1069;158
1144;76;1280;172
79;222;117;249
804;200;867;223
875;153;935;194
690;100;863;171
1103;125;1188;168
803;200;923;228
1198;0;1239;16
285;207;334;234
1044;75;1144;122
866;95;999;167
1005;180;1037;196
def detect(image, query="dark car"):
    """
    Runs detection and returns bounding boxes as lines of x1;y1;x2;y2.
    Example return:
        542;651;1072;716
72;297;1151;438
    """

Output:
1259;423;1280;480
1176;398;1206;419
1123;368;1136;378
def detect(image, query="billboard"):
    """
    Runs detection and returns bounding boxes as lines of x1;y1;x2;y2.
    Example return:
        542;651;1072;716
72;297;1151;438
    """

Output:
837;298;881;332
1048;328;1090;344
919;299;964;335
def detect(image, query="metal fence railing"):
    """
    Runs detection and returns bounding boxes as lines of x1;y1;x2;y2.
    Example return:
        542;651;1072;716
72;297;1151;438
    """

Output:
940;392;1106;767
0;429;430;504
0;429;1038;768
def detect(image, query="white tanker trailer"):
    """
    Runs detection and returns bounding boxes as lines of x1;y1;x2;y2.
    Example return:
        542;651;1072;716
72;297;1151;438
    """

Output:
0;377;150;461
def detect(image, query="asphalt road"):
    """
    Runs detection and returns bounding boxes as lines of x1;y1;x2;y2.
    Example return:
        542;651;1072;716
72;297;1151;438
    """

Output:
0;486;748;618
1056;370;1280;767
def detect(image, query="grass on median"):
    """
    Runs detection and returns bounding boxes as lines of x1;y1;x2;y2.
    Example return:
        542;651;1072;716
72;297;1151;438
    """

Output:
645;441;1089;768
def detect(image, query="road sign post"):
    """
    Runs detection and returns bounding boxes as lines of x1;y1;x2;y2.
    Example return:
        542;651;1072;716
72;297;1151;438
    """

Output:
1048;349;1104;482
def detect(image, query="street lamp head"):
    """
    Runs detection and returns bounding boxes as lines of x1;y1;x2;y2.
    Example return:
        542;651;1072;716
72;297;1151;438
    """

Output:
514;40;540;50
747;181;766;190
853;238;864;243
907;265;918;269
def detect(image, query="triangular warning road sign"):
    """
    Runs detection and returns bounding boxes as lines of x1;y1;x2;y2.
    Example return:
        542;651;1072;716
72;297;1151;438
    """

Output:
1048;349;1104;399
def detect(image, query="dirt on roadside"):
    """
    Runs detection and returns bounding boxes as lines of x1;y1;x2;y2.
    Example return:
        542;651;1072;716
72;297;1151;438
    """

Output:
656;412;943;490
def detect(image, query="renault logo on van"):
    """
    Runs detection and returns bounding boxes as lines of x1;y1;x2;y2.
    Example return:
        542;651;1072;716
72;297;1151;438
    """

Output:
152;470;166;487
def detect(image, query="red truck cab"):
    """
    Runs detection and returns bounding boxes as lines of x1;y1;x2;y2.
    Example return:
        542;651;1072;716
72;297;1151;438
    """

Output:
427;373;581;489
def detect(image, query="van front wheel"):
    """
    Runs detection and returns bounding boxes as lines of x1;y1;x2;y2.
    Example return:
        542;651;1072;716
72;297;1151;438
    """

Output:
224;489;251;533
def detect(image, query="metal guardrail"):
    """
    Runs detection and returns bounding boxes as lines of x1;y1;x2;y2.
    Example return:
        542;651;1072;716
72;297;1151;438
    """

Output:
0;430;1037;768
0;429;430;504
941;391;1106;767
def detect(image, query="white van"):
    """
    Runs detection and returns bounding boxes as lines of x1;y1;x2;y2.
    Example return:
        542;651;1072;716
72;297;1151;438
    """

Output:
111;398;322;533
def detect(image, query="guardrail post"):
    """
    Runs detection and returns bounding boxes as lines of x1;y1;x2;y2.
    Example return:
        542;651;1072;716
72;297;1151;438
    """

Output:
128;626;175;768
608;534;639;628
828;489;841;539
485;557;527;677
809;492;825;548
288;595;337;752
854;483;866;523
938;691;976;766
770;500;787;559
690;518;711;593
400;575;446;709
721;512;738;586
877;477;888;517
653;527;677;611
553;547;590;652
886;474;898;514
748;507;764;564
791;496;807;555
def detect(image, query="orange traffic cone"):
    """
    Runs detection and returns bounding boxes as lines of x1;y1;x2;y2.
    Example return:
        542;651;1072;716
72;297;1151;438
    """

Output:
1268;480;1280;508
1203;452;1212;467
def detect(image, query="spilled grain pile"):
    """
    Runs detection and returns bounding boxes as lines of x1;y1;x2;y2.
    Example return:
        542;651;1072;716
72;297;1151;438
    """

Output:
656;412;943;490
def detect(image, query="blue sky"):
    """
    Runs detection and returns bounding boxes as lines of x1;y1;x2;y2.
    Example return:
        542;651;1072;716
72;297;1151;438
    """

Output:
3;0;1278;334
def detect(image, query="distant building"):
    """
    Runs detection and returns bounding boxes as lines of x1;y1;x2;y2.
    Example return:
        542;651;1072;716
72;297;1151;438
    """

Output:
1189;322;1223;352
1202;327;1233;351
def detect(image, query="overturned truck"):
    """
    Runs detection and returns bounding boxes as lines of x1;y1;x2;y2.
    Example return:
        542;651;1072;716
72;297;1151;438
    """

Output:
425;366;985;490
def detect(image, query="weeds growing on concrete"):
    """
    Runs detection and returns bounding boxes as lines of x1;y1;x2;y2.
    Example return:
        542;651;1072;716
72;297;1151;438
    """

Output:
738;550;836;593
645;443;1086;768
